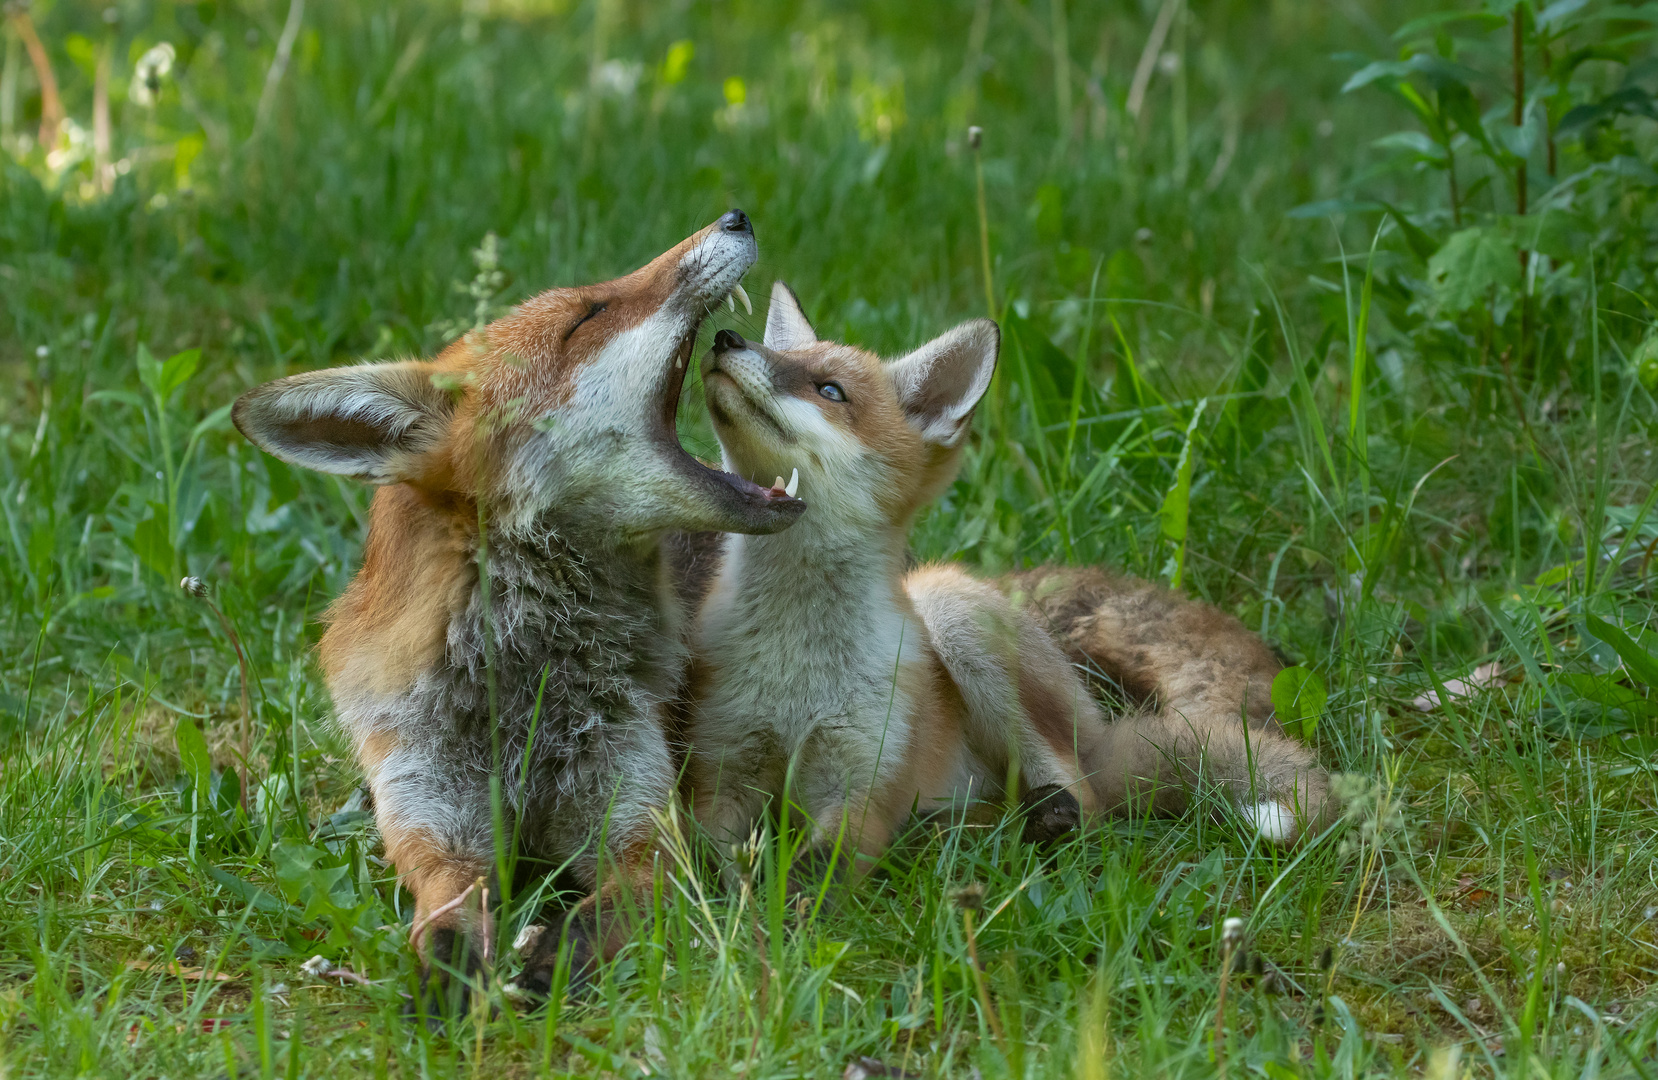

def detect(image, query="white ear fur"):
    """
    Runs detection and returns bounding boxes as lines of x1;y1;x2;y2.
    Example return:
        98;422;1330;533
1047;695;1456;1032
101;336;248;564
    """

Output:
763;281;818;351
231;361;456;483
888;319;1000;447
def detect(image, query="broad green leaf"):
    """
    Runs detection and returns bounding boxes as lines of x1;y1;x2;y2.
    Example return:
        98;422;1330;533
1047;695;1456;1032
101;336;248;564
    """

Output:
1391;10;1506;39
1555;672;1658;716
1537;0;1591;30
1585;615;1658;687
1534;560;1584;587
157;348;201;400
1341;53;1482;95
1633;333;1658;392
205;862;301;916
1428;227;1519;313
1558;86;1658;138
1378;201;1441;263
1271;666;1327;742
1439;83;1497;157
1372;131;1446;162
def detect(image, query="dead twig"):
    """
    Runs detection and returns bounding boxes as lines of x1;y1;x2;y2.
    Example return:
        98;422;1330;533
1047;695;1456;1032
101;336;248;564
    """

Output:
5;6;62;148
252;0;306;139
1126;0;1181;121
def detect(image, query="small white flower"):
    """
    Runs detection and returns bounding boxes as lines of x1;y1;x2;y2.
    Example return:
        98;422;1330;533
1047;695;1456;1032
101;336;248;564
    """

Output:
299;955;332;977
593;58;643;99
130;43;176;108
35;345;48;358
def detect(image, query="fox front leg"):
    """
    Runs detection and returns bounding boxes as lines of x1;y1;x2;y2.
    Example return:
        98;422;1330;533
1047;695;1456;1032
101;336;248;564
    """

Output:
788;741;899;899
360;734;501;1024
513;712;677;997
384;827;499;1026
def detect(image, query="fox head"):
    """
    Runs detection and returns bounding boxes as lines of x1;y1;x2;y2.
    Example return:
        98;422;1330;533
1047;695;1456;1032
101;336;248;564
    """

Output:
232;210;805;546
700;281;998;532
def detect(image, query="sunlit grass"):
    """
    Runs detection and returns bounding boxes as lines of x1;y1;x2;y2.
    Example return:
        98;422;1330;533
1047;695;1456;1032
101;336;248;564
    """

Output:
3;0;1658;1076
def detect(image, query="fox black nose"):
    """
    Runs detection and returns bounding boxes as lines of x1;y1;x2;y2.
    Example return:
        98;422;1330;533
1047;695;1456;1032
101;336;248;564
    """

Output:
714;329;746;353
718;208;752;234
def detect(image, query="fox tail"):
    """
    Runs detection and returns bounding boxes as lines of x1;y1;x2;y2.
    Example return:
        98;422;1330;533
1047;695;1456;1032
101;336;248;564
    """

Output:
1003;566;1333;842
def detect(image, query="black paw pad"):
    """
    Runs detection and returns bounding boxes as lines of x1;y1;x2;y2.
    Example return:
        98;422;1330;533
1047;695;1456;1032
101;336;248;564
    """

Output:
1020;784;1081;847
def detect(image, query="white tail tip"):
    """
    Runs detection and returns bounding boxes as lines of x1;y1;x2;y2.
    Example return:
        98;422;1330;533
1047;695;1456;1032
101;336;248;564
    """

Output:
1246;801;1297;843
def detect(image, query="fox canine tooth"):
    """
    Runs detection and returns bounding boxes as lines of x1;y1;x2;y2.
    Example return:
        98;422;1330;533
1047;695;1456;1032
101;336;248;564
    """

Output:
772;476;786;492
784;468;798;497
733;282;752;315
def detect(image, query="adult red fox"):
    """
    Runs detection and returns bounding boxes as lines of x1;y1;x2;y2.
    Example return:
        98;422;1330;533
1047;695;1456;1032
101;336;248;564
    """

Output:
682;283;1329;879
232;212;803;1008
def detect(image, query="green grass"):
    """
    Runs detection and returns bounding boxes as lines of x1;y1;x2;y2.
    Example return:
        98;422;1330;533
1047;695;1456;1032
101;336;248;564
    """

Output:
4;0;1658;1076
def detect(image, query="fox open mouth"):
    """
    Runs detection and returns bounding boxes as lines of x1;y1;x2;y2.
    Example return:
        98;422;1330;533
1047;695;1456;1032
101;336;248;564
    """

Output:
657;301;806;526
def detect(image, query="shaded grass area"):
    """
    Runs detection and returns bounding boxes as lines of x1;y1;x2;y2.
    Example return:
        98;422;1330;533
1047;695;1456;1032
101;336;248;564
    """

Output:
3;0;1658;1076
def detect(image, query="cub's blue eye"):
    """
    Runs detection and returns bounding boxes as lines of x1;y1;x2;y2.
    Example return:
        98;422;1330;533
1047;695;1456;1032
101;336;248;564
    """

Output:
818;382;846;402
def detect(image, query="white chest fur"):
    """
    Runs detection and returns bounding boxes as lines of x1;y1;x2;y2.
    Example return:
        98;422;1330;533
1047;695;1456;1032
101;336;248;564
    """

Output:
694;527;922;756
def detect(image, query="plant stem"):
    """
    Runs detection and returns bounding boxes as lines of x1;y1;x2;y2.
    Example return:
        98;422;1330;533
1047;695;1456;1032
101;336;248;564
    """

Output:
1513;11;1528;219
971;128;996;321
962;908;1008;1053
1051;0;1071;144
1514;9;1531;375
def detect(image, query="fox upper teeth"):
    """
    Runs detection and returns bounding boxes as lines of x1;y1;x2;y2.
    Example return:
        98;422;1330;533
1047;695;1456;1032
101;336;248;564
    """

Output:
726;294;736;313
733;282;752;315
784;468;798;498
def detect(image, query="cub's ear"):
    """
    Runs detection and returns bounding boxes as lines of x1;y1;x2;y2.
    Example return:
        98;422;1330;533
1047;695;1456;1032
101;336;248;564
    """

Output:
763;281;818;351
232;362;456;483
888;319;999;447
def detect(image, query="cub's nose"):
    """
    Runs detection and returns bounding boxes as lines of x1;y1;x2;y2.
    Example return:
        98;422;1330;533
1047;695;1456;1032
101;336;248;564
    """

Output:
718;208;752;234
714;329;747;353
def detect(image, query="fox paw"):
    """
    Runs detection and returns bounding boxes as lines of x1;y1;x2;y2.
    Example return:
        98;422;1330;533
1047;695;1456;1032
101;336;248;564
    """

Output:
404;927;487;1031
509;921;600;1002
1020;784;1081;848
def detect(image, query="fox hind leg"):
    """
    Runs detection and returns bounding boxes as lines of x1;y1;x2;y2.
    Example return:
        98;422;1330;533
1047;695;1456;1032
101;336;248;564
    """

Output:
1005;565;1332;838
906;564;1102;822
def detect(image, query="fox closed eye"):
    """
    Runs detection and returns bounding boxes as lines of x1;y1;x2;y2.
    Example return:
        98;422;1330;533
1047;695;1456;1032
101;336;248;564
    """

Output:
818;382;847;402
565;302;607;340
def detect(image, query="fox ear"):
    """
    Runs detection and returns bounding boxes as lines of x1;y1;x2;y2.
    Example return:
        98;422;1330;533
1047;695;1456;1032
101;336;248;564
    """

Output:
763;281;817;351
889;319;999;447
232;362;457;483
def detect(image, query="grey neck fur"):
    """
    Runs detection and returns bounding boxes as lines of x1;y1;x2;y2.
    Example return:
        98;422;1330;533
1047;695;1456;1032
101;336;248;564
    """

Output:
408;518;681;836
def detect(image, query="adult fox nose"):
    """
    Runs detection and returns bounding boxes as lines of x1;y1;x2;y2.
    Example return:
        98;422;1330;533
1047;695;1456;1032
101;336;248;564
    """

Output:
713;329;747;353
718;208;752;234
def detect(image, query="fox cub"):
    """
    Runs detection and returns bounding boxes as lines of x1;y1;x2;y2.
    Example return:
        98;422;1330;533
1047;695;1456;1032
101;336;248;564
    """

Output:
683;284;1330;876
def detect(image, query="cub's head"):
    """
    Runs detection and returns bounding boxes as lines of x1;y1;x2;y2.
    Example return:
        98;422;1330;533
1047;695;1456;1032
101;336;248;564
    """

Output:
232;211;805;546
701;281;998;531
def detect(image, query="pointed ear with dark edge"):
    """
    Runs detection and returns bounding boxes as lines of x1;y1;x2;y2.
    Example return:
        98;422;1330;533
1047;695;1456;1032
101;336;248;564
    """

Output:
888;319;999;447
763;281;818;351
231;362;456;483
